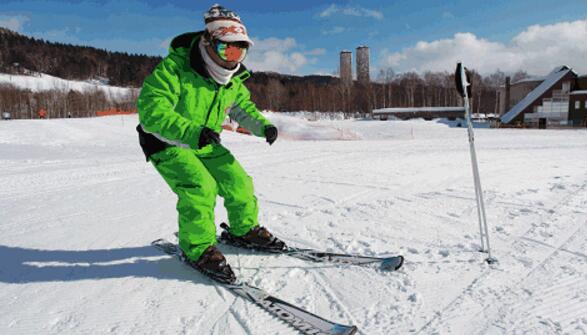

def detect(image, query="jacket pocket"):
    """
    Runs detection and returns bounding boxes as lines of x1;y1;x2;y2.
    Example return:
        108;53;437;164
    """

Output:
136;124;172;162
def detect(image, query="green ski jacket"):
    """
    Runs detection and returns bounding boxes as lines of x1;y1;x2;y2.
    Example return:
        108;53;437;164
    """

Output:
137;31;272;160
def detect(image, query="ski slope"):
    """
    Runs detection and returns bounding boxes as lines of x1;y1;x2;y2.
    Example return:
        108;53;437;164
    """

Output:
1;114;586;334
0;72;136;102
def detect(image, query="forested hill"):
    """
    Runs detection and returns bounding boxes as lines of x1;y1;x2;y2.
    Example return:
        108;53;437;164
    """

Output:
0;28;355;113
0;28;161;87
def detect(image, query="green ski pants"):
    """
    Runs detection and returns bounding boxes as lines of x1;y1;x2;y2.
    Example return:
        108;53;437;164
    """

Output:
150;144;258;261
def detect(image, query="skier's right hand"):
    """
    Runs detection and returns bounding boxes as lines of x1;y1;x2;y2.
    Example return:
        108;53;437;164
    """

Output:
198;127;221;148
264;125;278;145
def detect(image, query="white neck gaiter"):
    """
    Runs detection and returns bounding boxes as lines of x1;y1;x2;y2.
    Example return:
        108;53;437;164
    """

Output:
199;38;240;85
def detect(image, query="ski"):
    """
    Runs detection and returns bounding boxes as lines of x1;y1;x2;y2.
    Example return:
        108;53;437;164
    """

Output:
277;247;404;271
174;231;404;271
152;238;358;335
217;234;404;271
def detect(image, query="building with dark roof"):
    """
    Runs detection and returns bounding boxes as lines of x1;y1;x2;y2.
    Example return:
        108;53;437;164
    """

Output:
497;77;543;115
569;90;587;126
499;66;587;127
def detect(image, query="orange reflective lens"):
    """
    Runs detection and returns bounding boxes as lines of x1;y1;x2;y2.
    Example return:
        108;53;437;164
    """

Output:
215;41;248;62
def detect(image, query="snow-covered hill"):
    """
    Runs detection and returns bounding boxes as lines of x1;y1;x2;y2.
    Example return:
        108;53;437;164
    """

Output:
0;72;137;102
1;115;586;334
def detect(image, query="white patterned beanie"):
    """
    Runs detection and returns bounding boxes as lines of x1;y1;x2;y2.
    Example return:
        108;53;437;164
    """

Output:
204;4;254;46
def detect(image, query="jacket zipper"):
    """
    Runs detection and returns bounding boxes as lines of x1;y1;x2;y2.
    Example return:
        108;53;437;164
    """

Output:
204;83;219;127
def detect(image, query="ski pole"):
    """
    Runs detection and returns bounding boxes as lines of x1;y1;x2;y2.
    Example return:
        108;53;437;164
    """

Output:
455;62;496;264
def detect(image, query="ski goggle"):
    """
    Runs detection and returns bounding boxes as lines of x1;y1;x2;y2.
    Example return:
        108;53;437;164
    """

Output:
214;40;249;63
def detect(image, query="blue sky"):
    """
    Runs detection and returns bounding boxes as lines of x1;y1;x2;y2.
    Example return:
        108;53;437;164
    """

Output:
1;1;587;76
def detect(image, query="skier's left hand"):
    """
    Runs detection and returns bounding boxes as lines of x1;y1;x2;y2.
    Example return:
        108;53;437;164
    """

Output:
198;127;221;148
264;125;278;145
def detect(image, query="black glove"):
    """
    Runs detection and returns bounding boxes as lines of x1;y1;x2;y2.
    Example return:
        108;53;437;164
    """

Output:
264;125;278;145
198;127;221;148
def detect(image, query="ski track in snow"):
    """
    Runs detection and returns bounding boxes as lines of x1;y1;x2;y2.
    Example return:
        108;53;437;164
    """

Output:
415;177;587;334
1;115;587;334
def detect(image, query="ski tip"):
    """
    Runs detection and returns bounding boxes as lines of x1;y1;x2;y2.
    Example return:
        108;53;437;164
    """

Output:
381;255;404;271
346;325;359;335
332;324;358;335
151;238;165;245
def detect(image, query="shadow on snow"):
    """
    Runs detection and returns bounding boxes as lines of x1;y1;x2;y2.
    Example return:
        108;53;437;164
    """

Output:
0;244;218;284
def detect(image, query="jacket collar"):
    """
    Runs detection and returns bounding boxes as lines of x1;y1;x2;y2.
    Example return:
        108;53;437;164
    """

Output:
189;34;210;79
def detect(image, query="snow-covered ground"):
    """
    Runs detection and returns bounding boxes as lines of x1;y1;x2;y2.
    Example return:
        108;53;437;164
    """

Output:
0;73;136;102
1;114;586;334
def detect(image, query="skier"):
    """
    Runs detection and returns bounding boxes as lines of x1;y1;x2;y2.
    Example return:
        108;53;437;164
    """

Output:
137;4;285;283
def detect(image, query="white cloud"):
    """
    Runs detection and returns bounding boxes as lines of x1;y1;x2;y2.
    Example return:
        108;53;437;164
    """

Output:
305;48;326;56
245;37;314;74
320;4;383;20
322;26;346;35
380;18;587;75
0;14;29;32
249;37;297;53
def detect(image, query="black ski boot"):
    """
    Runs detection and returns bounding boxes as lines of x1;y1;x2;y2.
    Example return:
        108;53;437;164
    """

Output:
220;223;287;252
185;245;236;284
